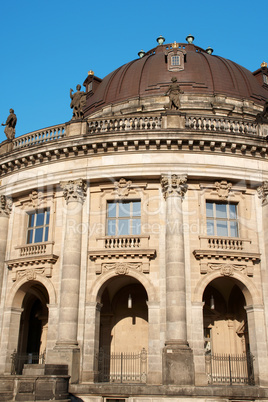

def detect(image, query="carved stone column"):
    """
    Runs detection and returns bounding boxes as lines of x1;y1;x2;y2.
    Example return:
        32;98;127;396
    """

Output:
0;196;12;298
161;174;194;385
49;179;86;383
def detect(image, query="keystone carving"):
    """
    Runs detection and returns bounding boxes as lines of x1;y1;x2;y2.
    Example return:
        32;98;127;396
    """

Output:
208;263;247;276
161;174;187;199
102;262;142;275
0;195;12;217
114;178;132;198
215;180;232;199
60;179;87;204
257;181;268;205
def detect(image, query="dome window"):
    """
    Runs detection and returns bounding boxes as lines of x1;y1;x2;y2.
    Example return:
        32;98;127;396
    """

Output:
166;48;186;72
171;55;180;66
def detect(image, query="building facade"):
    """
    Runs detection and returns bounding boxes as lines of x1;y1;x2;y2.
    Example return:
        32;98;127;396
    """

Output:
0;37;268;401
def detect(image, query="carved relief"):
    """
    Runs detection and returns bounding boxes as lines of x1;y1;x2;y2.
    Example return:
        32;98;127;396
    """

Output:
102;262;142;275
60;179;87;204
0;195;12;217
215;180;232;199
114;178;132;198
161;174;187;199
11;266;52;282
257;181;268;205
29;190;43;208
208;263;247;276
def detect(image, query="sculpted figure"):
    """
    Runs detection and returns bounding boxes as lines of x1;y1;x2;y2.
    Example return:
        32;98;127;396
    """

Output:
70;84;86;120
256;100;268;124
165;77;184;110
1;109;17;140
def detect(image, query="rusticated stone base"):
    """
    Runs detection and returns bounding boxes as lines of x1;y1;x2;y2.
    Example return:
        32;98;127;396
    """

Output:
162;343;195;385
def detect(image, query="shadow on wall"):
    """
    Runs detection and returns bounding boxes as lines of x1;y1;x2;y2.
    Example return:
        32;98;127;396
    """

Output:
70;395;84;402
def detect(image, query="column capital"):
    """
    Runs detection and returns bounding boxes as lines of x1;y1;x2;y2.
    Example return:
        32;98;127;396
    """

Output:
161;174;187;199
257;181;268;205
60;179;87;204
0;195;12;217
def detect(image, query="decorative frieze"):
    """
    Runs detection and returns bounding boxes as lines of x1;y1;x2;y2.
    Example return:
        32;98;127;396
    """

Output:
102;262;142;275
7;254;58;281
161;174;187;199
257;181;268;205
60;179;87;204
0;195;12;217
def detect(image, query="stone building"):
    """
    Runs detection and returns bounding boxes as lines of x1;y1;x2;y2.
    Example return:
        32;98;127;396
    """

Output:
0;36;268;401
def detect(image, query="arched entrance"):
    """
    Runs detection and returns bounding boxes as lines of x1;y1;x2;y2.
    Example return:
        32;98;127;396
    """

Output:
13;281;49;374
203;277;254;385
97;275;148;383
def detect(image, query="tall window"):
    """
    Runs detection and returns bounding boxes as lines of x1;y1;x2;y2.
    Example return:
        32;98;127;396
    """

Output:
107;200;141;236
206;202;238;237
171;55;180;66
27;210;50;244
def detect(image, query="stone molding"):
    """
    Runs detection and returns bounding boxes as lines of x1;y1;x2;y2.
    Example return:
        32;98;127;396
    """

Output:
257;181;268;205
161;174;187;199
6;254;58;281
60;179;87;204
0;195;12;217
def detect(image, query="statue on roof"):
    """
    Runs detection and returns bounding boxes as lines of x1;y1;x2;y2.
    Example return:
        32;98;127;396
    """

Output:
1;109;17;140
70;84;86;120
165;77;184;110
256;100;268;124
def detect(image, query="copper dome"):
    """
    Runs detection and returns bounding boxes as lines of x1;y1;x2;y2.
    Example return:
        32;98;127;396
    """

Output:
84;43;268;116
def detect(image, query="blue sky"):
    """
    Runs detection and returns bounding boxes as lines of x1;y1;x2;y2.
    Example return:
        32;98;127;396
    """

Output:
0;0;267;143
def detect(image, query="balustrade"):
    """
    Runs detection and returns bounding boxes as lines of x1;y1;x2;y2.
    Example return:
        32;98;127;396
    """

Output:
185;116;259;136
13;124;66;149
88;116;162;133
199;236;251;251
16;241;54;257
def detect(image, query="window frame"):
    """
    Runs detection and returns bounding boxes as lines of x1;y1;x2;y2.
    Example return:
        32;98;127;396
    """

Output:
206;201;239;238
26;209;50;244
106;200;141;236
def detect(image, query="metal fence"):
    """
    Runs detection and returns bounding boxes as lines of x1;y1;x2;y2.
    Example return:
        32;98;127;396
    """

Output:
206;353;254;385
98;348;147;383
11;350;45;375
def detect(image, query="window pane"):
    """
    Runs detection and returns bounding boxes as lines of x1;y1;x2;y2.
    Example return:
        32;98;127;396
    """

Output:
108;203;116;218
206;220;214;235
132;219;141;235
230;221;238;237
28;214;35;228
206;202;214;218
132;201;141;217
46;210;50;225
216;204;227;219
229;204;237;219
107;219;116;236
34;227;44;243
216;220;228;236
27;230;33;244
118;220;129;235
36;212;45;227
44;226;49;242
119;203;130;218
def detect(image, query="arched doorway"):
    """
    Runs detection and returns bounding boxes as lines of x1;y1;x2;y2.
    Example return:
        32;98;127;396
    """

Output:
14;282;49;374
203;277;254;385
98;276;148;383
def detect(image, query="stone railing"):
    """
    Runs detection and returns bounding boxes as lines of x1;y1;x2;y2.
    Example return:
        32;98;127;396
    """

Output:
88;116;162;133
13;124;66;149
199;236;251;251
185;116;259;136
97;235;150;249
16;241;54;257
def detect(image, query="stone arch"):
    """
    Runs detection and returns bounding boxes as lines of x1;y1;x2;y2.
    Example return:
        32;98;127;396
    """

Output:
192;270;262;307
87;269;157;304
6;275;56;309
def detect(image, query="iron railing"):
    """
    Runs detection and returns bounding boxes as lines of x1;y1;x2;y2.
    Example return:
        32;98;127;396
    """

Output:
11;350;45;375
98;348;147;383
205;353;254;385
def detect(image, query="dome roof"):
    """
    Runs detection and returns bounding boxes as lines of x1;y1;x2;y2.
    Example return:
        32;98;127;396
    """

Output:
84;42;268;116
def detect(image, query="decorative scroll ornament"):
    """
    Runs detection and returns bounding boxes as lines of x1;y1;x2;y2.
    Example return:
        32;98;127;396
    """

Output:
208;263;246;276
29;190;43;208
215;180;232;199
102;262;142;275
114;178;132;198
0;195;12;217
60;179;87;204
161;174;187;199
257;181;268;205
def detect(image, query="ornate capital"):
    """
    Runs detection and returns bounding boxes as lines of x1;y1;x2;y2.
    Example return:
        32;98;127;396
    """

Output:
257;181;268;205
60;179;87;204
161;174;187;199
0;195;12;217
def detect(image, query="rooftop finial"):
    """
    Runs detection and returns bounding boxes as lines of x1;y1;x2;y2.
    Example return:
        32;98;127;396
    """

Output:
138;50;145;58
157;35;165;45
261;61;268;68
186;34;194;44
88;70;94;76
206;47;214;55
172;41;179;48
